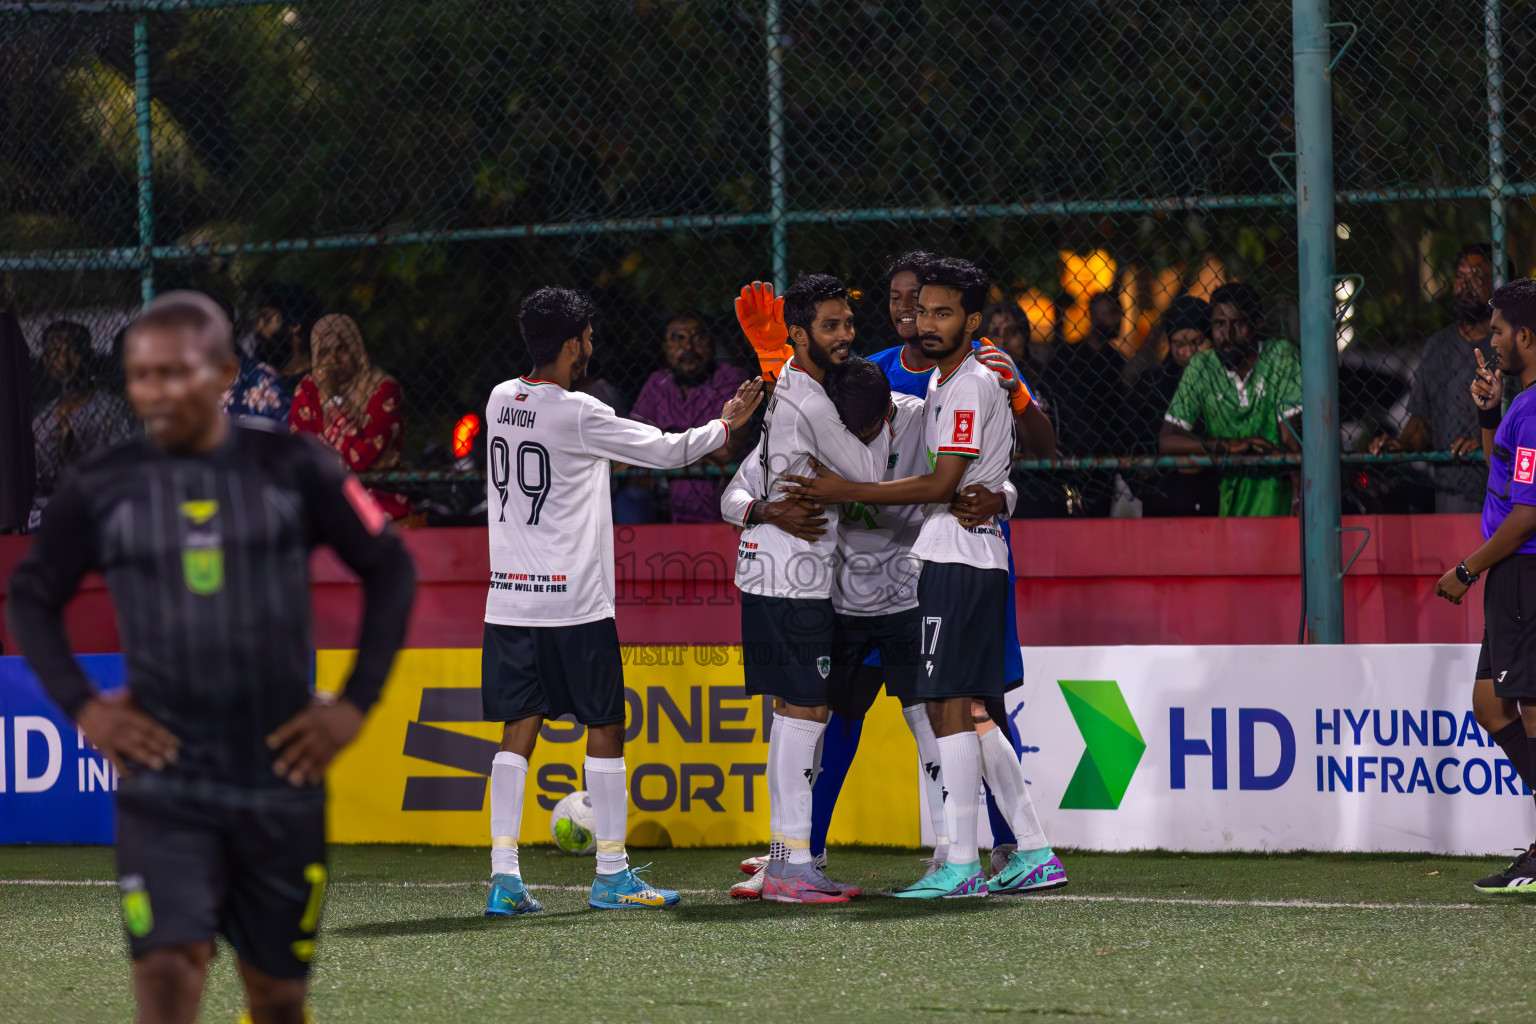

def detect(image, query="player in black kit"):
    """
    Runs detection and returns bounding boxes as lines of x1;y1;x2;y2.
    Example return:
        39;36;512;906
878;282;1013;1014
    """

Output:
6;292;416;1024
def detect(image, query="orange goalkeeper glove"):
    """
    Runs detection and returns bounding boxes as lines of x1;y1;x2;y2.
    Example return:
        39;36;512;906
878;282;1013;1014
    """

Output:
735;281;792;382
974;338;1035;417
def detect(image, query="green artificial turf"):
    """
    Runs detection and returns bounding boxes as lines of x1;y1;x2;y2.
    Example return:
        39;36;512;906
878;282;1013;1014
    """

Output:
1;845;1531;1023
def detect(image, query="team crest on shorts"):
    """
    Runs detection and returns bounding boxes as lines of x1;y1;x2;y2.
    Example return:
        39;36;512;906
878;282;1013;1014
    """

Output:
817;656;831;678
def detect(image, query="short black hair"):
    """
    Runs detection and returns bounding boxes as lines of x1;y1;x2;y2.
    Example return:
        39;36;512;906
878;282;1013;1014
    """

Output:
1492;277;1536;339
918;257;990;316
127;290;236;361
886;250;938;285
979;301;1027;340
1209;282;1264;326
1455;242;1516;283
783;273;848;337
825;355;891;439
258;282;322;333
520;286;596;366
42;320;92;358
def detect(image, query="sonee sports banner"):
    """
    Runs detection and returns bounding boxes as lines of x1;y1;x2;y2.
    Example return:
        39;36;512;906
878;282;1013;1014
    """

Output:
0;645;1520;855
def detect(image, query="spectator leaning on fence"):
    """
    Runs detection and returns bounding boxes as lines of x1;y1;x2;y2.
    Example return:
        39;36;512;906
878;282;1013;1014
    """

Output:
630;311;751;523
1370;244;1503;513
290;314;410;521
30;320;135;516
1159;283;1302;516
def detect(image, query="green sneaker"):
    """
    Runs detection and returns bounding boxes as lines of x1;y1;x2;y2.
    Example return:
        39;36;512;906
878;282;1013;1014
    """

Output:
987;848;1068;894
891;860;987;899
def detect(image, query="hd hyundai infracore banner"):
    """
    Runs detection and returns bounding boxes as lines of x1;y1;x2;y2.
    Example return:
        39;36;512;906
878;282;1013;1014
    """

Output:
2;645;1523;855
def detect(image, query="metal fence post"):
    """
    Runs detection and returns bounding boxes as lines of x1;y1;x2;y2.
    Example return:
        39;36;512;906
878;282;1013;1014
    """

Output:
1294;0;1344;643
1487;0;1507;287
765;0;788;293
133;14;155;303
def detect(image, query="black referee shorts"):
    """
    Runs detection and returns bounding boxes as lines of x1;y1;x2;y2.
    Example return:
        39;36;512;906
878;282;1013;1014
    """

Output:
481;618;625;726
115;784;327;980
915;561;1009;703
1478;554;1536;699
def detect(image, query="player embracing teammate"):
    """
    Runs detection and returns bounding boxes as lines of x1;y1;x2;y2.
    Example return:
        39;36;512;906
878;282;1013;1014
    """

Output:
778;257;1052;897
479;287;762;916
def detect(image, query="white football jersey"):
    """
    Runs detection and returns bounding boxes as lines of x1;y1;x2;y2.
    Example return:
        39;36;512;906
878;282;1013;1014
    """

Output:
912;351;1014;571
730;359;884;600
484;376;729;626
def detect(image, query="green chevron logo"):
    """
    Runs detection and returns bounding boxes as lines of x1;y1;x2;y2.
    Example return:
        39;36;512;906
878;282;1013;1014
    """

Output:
1057;680;1145;810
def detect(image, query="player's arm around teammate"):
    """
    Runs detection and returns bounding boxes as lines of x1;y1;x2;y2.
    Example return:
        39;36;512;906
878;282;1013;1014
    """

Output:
481;287;762;917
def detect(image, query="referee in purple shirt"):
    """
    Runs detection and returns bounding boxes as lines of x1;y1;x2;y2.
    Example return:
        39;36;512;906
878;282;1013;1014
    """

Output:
630;312;751;523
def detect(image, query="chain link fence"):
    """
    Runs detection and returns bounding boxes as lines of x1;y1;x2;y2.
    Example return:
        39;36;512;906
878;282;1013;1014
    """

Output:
1;0;1528;526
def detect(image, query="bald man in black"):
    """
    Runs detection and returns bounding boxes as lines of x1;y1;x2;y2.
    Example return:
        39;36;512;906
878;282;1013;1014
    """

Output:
7;292;416;1024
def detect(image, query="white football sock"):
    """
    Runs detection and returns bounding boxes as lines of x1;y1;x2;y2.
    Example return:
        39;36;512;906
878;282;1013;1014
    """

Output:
903;704;949;860
936;730;982;868
775;715;827;865
978;724;1048;851
767;713;789;862
490;751;528;878
584;755;630;876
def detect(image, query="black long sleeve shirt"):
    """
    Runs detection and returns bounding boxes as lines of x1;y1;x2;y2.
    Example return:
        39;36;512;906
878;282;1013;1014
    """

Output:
6;422;416;789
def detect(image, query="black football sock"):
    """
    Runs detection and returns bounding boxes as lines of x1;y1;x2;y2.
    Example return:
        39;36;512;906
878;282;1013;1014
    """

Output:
1493;720;1533;788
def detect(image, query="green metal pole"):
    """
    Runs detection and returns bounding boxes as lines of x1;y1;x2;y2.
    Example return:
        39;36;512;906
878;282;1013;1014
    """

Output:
133;14;154;302
765;0;788;292
1487;0;1507;287
1294;0;1343;643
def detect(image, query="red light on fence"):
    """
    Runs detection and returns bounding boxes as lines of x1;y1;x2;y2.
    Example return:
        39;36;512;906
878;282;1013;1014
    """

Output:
452;413;481;458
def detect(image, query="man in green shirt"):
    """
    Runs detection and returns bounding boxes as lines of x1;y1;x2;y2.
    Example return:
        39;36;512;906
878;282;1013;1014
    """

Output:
1158;283;1303;516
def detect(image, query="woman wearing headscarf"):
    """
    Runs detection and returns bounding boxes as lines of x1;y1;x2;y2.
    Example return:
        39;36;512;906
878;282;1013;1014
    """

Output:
289;314;410;520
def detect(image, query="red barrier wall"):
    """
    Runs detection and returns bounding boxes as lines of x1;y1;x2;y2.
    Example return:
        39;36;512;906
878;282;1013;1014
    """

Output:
0;515;1486;654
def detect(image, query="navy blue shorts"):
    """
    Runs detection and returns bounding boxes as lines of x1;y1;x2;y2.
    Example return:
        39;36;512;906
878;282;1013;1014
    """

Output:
481;618;625;725
915;562;1008;702
741;594;835;707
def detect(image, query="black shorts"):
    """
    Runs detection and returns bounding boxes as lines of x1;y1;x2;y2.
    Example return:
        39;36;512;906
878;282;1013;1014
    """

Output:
1479;554;1536;699
741;593;834;707
115;784;326;980
829;608;924;716
481;619;624;726
915;561;1008;702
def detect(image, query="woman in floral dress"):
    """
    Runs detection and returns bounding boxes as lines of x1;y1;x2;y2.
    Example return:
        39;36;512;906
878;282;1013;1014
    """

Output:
290;314;411;520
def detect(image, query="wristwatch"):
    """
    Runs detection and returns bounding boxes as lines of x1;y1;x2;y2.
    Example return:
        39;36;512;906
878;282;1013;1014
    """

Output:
1455;561;1480;586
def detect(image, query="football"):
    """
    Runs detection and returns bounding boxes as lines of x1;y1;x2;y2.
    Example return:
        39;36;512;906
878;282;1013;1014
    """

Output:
549;790;596;855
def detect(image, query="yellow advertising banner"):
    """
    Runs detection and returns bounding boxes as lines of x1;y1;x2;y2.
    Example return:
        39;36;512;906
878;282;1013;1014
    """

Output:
318;647;920;848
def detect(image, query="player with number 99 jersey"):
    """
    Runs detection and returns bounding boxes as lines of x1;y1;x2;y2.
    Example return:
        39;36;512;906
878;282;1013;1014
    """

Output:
483;376;730;628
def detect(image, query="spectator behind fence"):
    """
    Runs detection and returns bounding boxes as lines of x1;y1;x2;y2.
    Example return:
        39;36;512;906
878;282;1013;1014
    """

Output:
1370;244;1502;512
1133;296;1220;516
1045;292;1134;515
981;301;1028;367
30;320;134;512
1159;283;1302;516
254;282;323;393
630;311;750;523
290;314;410;520
222;340;290;426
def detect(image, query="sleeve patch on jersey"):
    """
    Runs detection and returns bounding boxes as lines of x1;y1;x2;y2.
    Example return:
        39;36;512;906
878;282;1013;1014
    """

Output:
1517;447;1536;485
344;475;388;535
953;409;975;445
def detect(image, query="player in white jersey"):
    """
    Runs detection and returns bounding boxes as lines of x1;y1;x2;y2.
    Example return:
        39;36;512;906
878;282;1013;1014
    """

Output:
723;356;1015;898
782;257;1020;899
731;273;889;904
481;287;763;917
